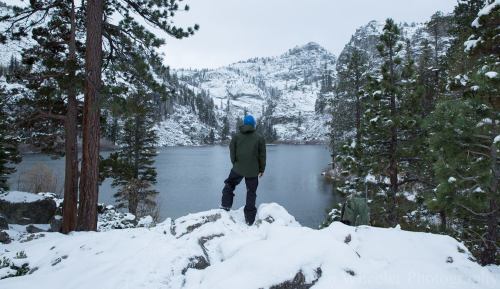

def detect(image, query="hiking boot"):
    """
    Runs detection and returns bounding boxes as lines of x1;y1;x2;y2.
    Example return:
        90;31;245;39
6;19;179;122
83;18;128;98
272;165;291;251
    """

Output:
219;206;230;212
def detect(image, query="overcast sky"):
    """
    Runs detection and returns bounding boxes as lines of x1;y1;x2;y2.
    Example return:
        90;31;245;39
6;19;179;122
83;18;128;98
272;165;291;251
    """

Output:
160;0;458;69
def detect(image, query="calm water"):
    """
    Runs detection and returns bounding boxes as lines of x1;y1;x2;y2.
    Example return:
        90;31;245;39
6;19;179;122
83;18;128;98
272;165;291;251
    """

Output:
9;145;338;227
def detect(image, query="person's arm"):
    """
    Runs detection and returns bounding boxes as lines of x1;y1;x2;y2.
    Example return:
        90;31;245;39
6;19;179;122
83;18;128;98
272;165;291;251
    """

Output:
230;135;236;164
258;136;266;175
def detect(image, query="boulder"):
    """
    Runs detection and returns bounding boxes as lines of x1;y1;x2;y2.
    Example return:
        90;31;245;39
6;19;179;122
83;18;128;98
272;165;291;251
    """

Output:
0;215;8;230
26;224;48;233
0;230;11;244
0;192;57;225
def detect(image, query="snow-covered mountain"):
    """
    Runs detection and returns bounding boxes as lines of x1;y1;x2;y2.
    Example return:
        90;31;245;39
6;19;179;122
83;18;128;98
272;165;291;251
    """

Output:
156;16;453;146
172;42;336;144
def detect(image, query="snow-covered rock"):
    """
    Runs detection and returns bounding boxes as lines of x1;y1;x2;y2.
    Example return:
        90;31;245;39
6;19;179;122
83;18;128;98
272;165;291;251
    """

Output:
0;191;57;225
0;203;498;289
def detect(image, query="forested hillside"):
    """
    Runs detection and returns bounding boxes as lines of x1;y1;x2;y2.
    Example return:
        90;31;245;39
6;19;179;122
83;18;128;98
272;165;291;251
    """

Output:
324;1;499;265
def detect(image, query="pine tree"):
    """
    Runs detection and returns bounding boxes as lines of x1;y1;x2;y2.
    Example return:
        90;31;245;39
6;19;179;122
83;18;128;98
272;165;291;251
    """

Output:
315;63;334;114
78;0;199;231
221;116;230;141
336;46;369;146
0;84;21;192
426;11;452;95
360;19;404;226
102;92;159;217
207;129;215;145
397;40;434;230
2;0;84;233
427;0;499;265
445;0;486;96
417;39;436;114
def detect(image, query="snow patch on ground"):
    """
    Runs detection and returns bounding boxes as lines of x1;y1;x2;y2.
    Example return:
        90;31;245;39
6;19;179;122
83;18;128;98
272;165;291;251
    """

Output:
0;191;45;203
1;203;498;289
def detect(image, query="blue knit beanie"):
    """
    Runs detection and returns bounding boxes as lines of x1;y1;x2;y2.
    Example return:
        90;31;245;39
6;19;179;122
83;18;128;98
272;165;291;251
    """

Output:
243;115;256;127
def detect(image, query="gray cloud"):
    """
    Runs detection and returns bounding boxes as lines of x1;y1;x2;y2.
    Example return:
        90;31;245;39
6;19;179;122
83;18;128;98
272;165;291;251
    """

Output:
161;0;457;69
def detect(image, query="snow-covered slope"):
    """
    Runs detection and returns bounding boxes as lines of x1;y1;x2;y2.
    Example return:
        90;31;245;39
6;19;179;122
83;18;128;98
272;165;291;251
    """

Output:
1;203;498;289
176;42;337;143
154;105;216;147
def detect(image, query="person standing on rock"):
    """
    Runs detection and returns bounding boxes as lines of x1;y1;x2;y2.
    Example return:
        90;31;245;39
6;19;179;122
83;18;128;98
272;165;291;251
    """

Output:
220;115;266;225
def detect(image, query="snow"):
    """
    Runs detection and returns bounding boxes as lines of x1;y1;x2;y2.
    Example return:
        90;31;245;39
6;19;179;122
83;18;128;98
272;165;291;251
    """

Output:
370;116;380;123
154;105;215;146
175;42;336;143
403;191;417;202
464;37;482;52
472;0;500;28
2;203;497;289
0;191;45;203
485;71;498;79
365;174;377;184
137;216;154;227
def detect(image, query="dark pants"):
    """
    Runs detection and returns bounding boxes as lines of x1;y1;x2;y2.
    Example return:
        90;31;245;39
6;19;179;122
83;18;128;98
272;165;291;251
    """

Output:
221;170;258;224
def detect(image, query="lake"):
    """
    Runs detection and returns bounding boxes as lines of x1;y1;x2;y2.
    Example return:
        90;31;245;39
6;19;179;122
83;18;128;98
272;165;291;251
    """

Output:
8;145;339;228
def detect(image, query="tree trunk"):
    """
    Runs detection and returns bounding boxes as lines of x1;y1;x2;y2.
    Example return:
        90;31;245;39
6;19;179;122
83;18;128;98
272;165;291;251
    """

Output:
61;0;79;234
77;0;104;231
439;210;447;232
355;76;361;146
387;44;399;227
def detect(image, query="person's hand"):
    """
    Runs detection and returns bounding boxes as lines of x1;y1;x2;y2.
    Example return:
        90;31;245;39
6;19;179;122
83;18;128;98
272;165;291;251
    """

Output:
258;172;264;178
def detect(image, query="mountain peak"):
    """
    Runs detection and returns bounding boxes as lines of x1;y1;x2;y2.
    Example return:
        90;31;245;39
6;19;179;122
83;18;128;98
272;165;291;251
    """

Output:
298;41;325;51
302;41;323;49
287;42;330;56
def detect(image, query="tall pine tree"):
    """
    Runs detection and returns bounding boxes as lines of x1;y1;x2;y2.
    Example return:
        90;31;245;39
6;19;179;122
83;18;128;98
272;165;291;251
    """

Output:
427;0;499;265
0;84;21;192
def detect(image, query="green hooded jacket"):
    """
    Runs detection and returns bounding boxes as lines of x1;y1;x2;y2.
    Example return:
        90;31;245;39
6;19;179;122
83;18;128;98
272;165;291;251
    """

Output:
230;125;266;178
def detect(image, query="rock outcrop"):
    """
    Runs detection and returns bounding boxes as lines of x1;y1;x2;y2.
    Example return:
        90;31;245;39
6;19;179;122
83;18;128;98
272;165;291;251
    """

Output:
0;192;57;225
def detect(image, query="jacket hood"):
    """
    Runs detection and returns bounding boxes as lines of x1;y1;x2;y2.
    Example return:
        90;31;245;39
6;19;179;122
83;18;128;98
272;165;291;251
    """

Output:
239;125;256;134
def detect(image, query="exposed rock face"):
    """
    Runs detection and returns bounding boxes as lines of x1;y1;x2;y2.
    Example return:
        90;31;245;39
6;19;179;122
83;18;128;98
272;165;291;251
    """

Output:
336;19;452;75
0;193;57;225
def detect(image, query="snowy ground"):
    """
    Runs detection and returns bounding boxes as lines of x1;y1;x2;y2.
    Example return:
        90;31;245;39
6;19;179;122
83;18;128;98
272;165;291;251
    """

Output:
1;203;498;289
